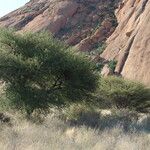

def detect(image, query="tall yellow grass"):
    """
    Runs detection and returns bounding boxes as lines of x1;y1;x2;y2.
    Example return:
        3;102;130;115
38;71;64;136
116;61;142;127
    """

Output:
0;111;150;150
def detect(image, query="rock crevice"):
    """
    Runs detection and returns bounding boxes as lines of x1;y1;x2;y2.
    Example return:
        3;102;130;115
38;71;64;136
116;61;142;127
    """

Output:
115;34;136;74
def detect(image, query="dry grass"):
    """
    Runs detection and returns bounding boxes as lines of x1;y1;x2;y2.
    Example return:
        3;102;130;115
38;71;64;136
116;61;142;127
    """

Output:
0;82;149;150
0;110;150;150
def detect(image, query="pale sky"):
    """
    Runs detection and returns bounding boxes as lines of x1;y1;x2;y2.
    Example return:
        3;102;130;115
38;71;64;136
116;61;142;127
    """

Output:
0;0;29;17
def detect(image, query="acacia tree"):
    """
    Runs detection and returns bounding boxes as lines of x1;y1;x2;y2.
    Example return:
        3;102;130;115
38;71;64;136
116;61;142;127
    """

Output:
0;28;98;115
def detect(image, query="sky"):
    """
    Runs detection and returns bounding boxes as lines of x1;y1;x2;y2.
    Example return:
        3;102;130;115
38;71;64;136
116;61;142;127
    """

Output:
0;0;29;17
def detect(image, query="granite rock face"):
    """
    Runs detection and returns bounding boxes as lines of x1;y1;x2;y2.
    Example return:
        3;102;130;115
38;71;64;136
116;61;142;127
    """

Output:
101;0;150;86
0;0;118;51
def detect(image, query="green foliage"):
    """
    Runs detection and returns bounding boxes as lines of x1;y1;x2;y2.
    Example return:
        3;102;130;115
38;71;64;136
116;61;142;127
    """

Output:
90;42;106;56
95;62;104;71
0;28;98;115
88;43;106;71
108;60;117;72
99;76;150;112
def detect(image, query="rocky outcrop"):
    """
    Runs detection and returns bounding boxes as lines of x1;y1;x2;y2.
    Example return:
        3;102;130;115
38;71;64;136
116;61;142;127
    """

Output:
75;19;114;51
0;0;118;51
101;0;150;86
1;0;150;85
0;0;78;34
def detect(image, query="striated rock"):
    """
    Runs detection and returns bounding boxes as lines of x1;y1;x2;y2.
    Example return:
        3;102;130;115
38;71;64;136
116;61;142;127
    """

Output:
66;35;81;45
92;27;106;41
75;37;92;51
75;18;114;51
101;0;150;86
20;0;79;34
0;0;118;51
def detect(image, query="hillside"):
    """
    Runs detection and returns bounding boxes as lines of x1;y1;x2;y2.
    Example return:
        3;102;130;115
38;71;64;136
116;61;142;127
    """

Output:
0;0;119;51
0;0;150;86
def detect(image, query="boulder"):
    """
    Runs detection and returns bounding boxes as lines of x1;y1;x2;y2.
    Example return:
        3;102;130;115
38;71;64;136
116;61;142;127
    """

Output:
101;64;113;77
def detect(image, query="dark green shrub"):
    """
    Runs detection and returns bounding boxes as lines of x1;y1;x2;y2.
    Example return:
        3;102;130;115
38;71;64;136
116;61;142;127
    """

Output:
95;62;104;71
0;28;98;115
99;76;150;112
108;60;117;72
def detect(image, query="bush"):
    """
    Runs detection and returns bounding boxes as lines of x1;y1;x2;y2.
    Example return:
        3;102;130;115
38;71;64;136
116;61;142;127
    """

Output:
0;28;98;115
108;60;117;72
98;76;150;112
62;102;97;121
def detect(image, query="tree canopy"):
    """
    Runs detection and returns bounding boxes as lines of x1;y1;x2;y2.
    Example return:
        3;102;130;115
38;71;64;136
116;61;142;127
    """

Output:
0;28;98;114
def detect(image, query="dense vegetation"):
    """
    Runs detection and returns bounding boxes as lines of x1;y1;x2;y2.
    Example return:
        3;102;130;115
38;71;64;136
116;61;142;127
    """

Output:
0;28;149;117
99;77;150;112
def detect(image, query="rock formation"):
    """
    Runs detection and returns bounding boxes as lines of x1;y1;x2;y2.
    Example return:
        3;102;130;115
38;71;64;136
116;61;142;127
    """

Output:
0;0;150;86
0;0;118;51
101;0;150;86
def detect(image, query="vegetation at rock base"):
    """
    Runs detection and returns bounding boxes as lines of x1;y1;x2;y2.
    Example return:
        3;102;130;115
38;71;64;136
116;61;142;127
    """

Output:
0;28;150;116
98;76;150;112
108;60;117;72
